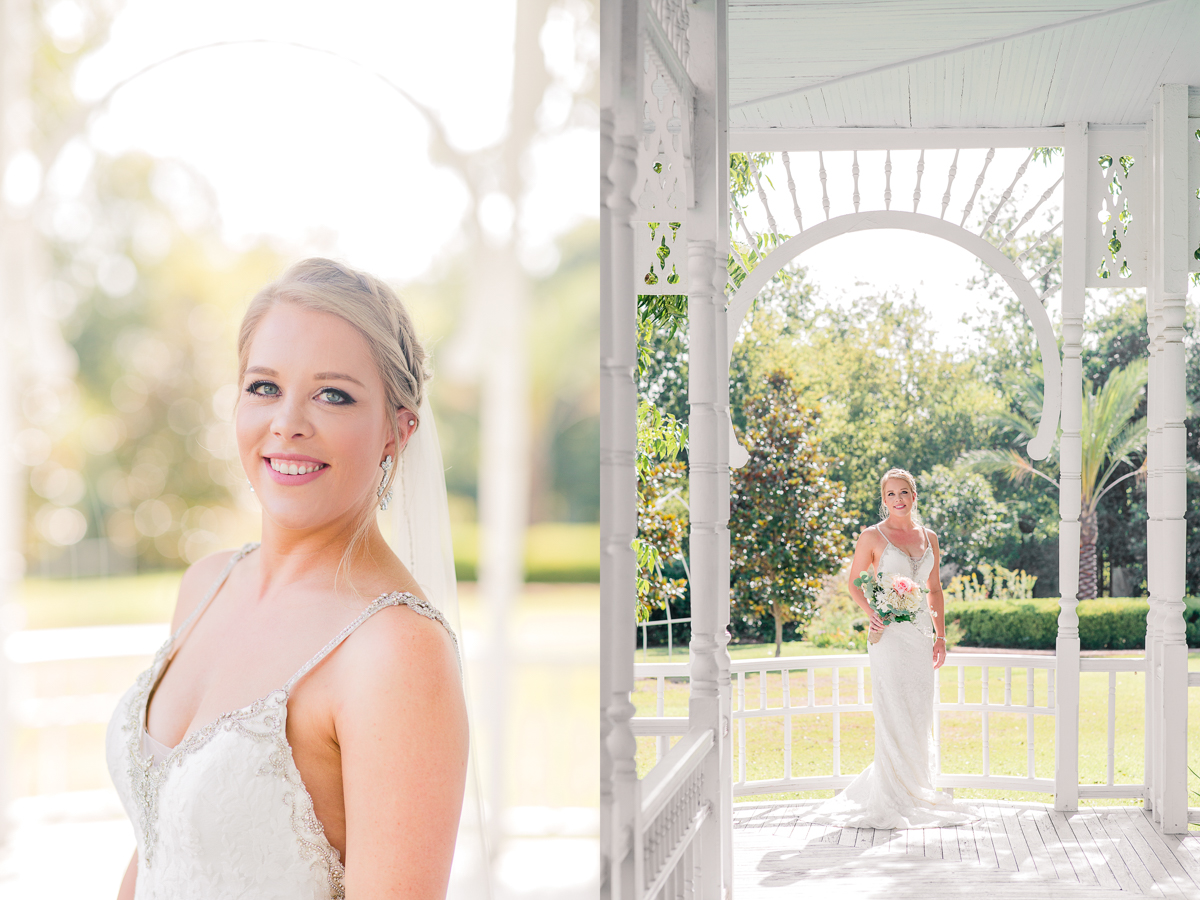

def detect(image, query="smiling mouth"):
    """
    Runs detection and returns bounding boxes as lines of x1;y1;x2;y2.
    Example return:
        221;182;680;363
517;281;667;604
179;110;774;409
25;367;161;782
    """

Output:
266;458;328;475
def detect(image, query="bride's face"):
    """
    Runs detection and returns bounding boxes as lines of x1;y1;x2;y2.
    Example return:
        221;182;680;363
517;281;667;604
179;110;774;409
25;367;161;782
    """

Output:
236;303;410;534
882;478;915;519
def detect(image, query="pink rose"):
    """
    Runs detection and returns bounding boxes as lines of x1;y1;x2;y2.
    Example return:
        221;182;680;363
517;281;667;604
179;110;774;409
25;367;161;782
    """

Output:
892;576;915;593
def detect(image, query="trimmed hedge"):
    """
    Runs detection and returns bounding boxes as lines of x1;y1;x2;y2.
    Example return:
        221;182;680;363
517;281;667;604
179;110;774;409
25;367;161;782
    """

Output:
944;597;1200;651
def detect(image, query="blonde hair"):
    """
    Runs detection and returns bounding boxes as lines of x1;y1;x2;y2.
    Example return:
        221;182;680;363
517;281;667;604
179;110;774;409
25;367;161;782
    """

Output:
878;467;921;524
237;258;428;590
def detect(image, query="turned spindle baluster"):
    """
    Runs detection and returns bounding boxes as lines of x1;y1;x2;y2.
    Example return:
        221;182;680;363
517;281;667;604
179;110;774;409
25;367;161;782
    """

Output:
912;149;925;213
941;149;959;219
883;150;892;210
1016;221;1063;265
731;201;757;252
747;154;779;241
852;150;860;213
781;151;803;232
960;148;995;227
980;149;1035;237
819;151;830;220
1001;175;1063;247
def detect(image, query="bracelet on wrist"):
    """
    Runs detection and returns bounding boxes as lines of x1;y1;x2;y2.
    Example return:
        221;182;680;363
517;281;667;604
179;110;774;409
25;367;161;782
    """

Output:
934;636;945;643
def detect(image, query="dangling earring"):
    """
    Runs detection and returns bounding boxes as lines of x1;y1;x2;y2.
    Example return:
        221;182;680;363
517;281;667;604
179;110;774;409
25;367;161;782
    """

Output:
377;455;393;510
247;479;255;494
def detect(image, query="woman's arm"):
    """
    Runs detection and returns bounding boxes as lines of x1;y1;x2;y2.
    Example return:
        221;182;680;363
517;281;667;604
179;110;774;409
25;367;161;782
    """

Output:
926;529;947;669
337;607;468;899
847;530;886;632
116;850;136;899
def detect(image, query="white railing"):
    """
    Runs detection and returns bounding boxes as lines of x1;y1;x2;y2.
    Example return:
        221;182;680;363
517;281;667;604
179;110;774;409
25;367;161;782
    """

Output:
637;615;691;661
5;623;165;729
636;727;712;900
1078;656;1147;799
633;651;1162;799
933;653;1056;795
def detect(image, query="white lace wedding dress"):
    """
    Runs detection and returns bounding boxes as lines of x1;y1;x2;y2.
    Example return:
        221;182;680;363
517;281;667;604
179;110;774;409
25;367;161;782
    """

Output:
808;526;979;830
106;543;459;899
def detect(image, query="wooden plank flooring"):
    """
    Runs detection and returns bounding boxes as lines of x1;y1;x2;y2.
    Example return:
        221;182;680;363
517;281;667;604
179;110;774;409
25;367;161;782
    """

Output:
734;800;1200;898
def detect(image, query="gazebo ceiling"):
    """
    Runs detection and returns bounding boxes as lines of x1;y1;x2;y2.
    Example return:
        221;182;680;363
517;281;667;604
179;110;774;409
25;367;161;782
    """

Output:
729;0;1200;135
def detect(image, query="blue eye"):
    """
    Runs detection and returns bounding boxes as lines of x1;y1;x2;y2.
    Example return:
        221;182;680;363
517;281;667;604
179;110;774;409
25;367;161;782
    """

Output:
318;388;354;405
247;381;280;396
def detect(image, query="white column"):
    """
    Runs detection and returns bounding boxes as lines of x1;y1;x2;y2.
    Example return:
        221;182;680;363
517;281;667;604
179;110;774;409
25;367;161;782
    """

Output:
685;3;730;898
1144;102;1163;818
1148;83;1190;834
600;0;642;894
1055;121;1086;811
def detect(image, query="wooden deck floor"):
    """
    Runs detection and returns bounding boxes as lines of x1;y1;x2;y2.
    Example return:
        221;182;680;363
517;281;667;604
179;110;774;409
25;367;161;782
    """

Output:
734;799;1200;899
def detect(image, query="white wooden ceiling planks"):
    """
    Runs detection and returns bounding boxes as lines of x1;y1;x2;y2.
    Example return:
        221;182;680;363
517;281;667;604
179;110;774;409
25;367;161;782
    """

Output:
729;0;1200;133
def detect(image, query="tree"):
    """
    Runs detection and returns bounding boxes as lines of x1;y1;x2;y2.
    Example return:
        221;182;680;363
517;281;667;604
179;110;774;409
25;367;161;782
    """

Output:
732;290;1005;532
965;360;1148;599
730;372;851;656
634;401;688;622
918;464;1011;576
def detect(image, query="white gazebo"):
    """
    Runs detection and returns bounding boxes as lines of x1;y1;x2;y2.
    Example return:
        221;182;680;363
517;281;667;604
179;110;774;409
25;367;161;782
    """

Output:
601;1;1200;897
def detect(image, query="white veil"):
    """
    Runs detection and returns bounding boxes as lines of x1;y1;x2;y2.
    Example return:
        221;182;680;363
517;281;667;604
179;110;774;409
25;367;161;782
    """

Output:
386;396;493;899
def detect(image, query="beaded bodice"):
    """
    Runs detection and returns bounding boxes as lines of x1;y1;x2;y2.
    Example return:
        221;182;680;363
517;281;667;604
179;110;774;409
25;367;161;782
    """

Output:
105;543;458;899
875;525;936;638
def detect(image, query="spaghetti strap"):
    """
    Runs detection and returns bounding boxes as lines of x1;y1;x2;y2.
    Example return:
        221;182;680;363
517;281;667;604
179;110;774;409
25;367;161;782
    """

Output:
874;523;902;553
167;542;260;648
283;591;461;693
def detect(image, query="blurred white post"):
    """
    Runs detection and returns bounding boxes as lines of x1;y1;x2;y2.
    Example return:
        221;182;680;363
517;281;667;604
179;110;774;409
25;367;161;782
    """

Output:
685;2;731;897
1054;121;1085;812
474;237;528;859
1146;83;1190;834
599;0;641;895
0;0;38;846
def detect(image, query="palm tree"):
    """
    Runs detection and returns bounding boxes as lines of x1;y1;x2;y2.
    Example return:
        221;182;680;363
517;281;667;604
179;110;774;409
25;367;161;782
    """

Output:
964;360;1147;599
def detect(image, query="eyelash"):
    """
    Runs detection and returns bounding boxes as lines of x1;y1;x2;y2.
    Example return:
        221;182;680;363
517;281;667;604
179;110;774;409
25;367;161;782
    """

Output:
244;381;355;405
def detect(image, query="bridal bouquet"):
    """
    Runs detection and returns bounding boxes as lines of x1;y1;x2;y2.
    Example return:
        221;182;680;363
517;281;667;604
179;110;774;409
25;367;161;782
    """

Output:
853;569;930;644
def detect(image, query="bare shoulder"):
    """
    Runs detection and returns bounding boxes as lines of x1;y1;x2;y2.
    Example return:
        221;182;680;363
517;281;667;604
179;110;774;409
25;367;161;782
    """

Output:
925;526;941;548
855;525;884;549
337;598;461;694
169;548;242;632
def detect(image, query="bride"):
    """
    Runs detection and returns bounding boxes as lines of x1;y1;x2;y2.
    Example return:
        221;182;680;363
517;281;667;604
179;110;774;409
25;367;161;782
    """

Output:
809;467;978;830
106;259;468;898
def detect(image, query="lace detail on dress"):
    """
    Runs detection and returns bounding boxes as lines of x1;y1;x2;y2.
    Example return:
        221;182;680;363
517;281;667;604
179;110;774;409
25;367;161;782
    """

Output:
876;529;937;639
124;542;258;868
113;550;461;898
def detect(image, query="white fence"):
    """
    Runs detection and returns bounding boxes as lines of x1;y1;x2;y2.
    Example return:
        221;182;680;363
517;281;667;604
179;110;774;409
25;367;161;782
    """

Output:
635;727;712;900
635;651;1150;800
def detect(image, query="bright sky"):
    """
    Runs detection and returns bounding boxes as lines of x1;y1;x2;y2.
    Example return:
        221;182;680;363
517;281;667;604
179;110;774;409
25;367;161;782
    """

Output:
67;0;597;282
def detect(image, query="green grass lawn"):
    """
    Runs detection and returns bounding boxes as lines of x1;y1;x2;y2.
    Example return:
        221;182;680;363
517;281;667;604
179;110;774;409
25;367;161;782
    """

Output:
633;640;1200;813
453;522;599;582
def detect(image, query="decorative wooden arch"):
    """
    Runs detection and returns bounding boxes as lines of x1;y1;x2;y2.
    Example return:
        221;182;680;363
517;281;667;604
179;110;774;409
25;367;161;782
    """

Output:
725;209;1063;463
